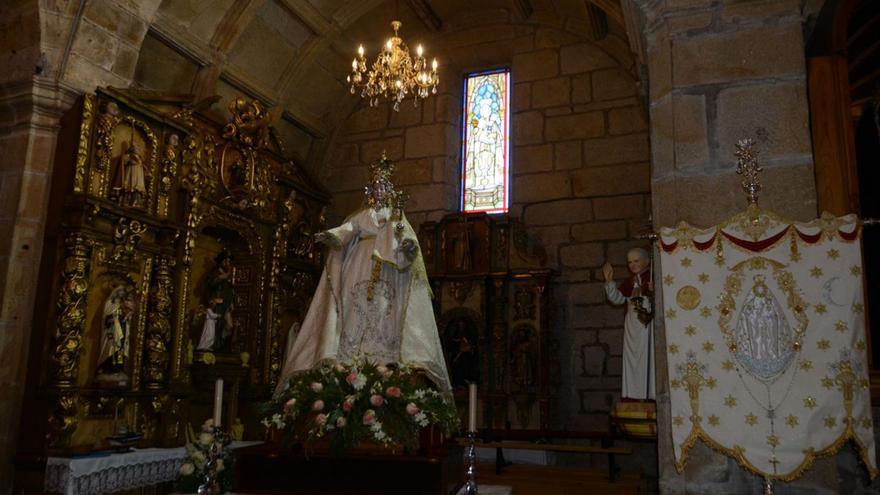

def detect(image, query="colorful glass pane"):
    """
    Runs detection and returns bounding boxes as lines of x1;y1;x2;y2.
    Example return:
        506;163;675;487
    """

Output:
462;69;509;213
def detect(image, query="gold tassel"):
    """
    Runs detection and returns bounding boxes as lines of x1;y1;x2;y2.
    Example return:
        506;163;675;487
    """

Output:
367;258;382;301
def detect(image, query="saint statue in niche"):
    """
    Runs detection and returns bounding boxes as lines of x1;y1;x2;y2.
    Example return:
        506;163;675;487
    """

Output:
603;248;655;400
444;316;480;389
95;286;136;387
112;143;147;207
197;250;235;352
511;325;537;390
276;153;452;396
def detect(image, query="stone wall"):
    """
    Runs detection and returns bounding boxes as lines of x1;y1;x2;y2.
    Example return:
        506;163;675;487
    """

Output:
320;20;655;472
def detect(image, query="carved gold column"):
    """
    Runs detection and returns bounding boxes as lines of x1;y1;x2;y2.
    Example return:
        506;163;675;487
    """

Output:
144;255;175;389
51;233;92;387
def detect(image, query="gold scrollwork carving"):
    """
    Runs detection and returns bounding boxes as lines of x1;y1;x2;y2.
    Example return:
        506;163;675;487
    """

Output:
46;393;80;450
52;234;92;387
157;133;180;217
107;217;147;267
144;256;175;389
74;95;94;193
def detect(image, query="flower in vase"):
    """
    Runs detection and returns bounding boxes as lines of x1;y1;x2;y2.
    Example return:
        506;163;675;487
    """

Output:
376;365;389;376
180;462;195;475
335;363;346;373
347;372;367;390
313;400;325;411
414;412;429;427
385;386;402;398
406;403;420;415
310;382;324;393
342;396;355;412
192;451;206;468
370;394;385;407
363;409;377;425
283;398;297;412
198;432;214;445
336;416;347;428
315;414;328;427
201;419;214;432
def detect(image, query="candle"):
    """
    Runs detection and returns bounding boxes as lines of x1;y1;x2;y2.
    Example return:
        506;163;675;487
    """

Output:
468;383;477;433
213;378;224;428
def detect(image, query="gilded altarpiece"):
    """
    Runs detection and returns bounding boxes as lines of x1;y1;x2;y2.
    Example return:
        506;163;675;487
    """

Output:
18;88;328;460
419;213;558;430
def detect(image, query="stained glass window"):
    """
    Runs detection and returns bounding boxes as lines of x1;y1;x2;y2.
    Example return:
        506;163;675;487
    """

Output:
461;69;510;213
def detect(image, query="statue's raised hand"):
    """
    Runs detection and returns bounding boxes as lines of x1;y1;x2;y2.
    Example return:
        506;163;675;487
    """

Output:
602;262;614;283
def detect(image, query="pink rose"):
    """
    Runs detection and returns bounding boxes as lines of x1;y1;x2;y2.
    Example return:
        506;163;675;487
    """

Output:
334;363;346;372
363;409;377;425
385;386;401;398
310;382;323;393
370;394;385;407
312;400;324;411
376;365;388;375
283;398;297;412
336;417;347;428
315;414;328;426
342;397;354;412
346;372;358;385
406;403;419;416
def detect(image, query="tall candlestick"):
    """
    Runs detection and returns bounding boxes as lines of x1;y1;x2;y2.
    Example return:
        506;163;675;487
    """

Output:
468;382;477;433
213;378;224;428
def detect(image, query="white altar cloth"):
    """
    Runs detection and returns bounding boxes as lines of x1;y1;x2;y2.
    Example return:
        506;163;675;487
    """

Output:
45;441;262;495
457;485;512;495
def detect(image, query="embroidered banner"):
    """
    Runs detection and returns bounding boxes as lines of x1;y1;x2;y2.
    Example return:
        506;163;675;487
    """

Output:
659;208;876;480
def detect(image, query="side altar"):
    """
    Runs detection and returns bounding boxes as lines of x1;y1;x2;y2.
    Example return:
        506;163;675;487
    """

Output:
14;88;329;487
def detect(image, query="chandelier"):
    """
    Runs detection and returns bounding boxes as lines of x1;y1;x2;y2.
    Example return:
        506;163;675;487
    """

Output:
347;20;439;111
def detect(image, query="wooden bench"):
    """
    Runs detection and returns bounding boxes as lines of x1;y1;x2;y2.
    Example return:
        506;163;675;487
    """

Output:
458;430;633;482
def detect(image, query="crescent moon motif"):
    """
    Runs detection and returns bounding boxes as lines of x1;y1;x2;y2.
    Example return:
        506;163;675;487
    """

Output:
822;277;846;307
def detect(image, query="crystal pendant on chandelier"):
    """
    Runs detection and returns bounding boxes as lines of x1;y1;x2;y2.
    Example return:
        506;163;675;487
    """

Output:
347;20;439;111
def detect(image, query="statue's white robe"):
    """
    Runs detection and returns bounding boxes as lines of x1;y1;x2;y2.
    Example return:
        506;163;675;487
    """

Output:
605;277;655;400
276;206;451;396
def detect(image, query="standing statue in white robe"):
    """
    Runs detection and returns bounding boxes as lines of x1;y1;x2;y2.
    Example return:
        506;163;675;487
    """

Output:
603;248;655;400
276;154;452;396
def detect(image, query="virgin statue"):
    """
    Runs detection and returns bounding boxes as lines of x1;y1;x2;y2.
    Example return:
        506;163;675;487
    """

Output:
276;154;451;395
96;286;135;386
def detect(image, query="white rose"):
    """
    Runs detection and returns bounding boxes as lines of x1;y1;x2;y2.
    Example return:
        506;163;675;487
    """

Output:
198;432;213;445
179;462;195;475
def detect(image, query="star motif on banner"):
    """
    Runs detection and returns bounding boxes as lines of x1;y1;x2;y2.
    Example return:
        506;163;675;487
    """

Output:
685;325;697;336
766;435;780;448
702;341;715;353
700;306;712;318
827;248;840;260
798;359;813;371
722;360;735;371
698;273;709;284
851;265;862;276
817;339;831;350
706;377;717;389
669;344;679;355
745;413;759;426
673;416;684;426
785;414;799;427
666;308;677;319
821;377;834;389
664;275;675;286
835;320;848;333
860;378;870;389
824;416;837;429
853;303;864;313
810;266;823;278
681;257;692;267
814;303;827;314
724;395;738;408
861;417;873;429
804;396;817;410
857;340;867;351
708;415;720;426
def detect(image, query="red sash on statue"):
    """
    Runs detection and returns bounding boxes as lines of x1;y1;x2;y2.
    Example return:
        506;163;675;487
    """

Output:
617;270;651;298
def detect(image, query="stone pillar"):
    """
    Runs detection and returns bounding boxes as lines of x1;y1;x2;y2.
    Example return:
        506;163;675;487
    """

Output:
0;77;77;492
637;0;828;493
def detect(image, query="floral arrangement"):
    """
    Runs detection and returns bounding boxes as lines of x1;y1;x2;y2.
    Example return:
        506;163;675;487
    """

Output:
175;419;233;493
264;359;459;452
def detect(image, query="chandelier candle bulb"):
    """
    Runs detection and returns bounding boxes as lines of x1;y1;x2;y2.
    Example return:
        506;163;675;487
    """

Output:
213;377;223;428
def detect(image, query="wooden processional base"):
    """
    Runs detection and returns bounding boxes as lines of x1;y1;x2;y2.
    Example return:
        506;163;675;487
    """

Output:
233;443;464;495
